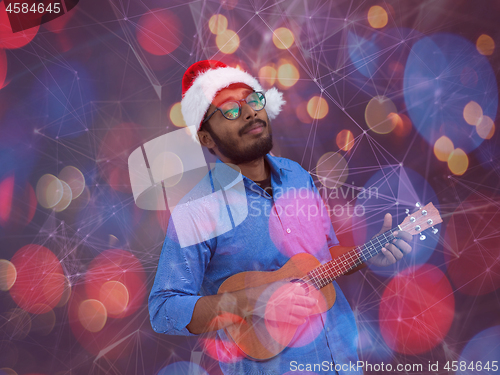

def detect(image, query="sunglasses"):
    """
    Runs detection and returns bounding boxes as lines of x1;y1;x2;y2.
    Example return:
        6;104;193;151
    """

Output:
202;91;266;124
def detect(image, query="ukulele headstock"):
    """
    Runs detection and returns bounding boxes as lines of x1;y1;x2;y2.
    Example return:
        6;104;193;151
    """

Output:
399;202;442;240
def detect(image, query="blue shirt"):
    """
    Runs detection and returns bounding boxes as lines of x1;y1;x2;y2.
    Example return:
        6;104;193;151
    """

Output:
149;154;361;375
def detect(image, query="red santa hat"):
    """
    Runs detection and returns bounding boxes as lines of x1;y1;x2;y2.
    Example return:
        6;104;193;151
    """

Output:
181;60;285;143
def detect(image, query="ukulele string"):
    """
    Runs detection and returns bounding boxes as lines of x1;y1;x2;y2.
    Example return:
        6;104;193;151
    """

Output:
298;218;420;289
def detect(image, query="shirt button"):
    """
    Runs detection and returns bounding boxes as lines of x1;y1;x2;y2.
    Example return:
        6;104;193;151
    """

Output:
286;228;291;234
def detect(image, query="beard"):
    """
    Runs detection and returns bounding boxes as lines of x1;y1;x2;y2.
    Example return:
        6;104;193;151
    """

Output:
206;119;273;164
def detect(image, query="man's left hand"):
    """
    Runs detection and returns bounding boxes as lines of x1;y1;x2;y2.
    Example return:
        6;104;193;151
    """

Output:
366;213;412;267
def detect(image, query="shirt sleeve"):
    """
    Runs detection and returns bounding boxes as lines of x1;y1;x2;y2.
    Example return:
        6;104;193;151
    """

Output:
148;217;212;336
307;173;340;248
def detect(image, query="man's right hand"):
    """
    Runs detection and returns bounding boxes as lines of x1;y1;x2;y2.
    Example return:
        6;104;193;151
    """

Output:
253;282;318;326
187;280;320;334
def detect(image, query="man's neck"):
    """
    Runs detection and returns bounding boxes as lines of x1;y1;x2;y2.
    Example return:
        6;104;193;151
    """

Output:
219;155;270;181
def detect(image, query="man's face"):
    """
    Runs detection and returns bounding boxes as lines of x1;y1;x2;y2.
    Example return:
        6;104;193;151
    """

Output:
198;84;273;164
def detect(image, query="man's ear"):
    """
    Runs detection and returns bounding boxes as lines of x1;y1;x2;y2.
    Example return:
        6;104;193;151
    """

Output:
197;129;216;150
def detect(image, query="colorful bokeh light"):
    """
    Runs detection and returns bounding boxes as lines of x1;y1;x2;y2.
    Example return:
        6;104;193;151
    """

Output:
55;274;72;308
99;280;130;316
136;9;182;55
476;115;495;139
379;264;455;354
390;113;413;137
169;102;187;127
277;62;299;88
316;152;348;188
272;27;295;50
58;166;85;200
307;96;329;120
78;299;107;332
0;176;14;224
258;65;277;89
208;14;228;35
36;174;63;209
476;34;495;56
9;245;65;314
463;101;483;125
0;259;17;291
53;180;73;212
448;148;469;176
216;29;240;54
434;136;454;162
336;130;355;151
365;96;397;134
367;6;388;29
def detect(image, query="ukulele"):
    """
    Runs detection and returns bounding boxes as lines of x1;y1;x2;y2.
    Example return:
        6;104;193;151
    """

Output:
217;202;442;360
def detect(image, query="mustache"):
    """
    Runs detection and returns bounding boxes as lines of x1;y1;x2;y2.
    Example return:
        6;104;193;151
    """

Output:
239;119;267;136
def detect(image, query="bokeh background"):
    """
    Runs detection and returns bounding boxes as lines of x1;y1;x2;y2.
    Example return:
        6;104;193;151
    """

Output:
0;0;499;374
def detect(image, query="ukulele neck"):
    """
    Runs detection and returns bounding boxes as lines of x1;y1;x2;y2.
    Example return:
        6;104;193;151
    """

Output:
308;226;400;289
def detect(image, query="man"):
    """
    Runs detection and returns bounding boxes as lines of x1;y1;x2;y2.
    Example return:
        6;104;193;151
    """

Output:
149;60;412;374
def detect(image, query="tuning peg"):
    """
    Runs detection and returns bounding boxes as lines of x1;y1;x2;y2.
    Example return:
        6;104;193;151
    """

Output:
432;227;438;234
419;234;426;240
422;210;427;216
405;209;410;215
416;202;421;208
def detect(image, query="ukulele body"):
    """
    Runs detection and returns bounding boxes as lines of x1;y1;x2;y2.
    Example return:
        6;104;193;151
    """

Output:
217;246;357;360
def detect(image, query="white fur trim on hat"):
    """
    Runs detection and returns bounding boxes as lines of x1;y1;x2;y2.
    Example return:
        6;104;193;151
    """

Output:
262;87;285;120
181;66;285;143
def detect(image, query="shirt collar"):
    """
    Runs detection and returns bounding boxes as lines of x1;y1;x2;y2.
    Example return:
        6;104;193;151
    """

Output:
213;154;292;185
